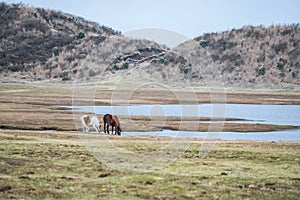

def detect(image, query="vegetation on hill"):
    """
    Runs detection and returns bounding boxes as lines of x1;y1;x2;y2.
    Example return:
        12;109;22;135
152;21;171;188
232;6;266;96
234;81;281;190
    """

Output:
176;24;300;88
0;3;299;89
0;2;119;81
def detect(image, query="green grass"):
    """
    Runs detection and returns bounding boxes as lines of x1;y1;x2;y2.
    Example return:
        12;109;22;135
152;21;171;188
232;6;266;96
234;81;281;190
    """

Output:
0;130;299;199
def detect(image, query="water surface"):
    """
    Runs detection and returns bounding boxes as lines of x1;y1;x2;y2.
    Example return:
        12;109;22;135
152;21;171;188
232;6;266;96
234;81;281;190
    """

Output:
70;104;300;126
122;129;300;141
69;104;300;141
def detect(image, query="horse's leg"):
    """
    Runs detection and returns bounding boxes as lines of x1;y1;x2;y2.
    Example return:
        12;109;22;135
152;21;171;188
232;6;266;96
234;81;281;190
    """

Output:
82;123;89;132
97;124;101;133
84;123;89;132
93;124;99;133
96;123;100;133
104;122;106;133
107;124;110;134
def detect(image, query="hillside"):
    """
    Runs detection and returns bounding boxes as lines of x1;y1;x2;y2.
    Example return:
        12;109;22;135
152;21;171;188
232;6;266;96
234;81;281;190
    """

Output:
175;24;300;88
0;3;299;89
0;2;119;81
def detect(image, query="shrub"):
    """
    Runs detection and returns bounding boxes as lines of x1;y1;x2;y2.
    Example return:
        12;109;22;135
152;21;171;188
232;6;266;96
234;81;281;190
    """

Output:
258;67;266;76
159;57;165;63
79;54;86;59
60;70;69;81
77;32;85;39
180;66;190;75
199;40;209;48
52;47;59;56
123;62;129;69
183;68;189;75
88;69;96;77
276;62;284;70
113;64;118;70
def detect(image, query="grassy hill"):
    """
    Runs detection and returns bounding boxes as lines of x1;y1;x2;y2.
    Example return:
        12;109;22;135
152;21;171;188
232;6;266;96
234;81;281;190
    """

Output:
0;2;119;81
175;24;300;88
0;3;299;89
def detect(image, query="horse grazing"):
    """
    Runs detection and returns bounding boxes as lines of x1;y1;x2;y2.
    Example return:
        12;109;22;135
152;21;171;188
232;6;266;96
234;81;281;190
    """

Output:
103;114;122;135
80;115;101;133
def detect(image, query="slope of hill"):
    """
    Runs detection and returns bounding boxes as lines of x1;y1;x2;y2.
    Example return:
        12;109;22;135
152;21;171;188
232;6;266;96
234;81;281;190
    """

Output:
0;3;299;89
0;3;193;83
0;2;119;81
175;24;300;88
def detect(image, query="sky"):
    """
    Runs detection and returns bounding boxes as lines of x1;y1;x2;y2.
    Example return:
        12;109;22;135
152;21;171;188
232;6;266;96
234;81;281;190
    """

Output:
4;0;300;46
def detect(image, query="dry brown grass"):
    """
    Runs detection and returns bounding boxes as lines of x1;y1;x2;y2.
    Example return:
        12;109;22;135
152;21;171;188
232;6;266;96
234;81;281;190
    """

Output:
0;83;299;132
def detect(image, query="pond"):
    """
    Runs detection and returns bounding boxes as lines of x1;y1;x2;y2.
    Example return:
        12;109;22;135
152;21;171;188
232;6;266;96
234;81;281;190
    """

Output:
68;104;300;141
70;104;300;126
122;129;300;142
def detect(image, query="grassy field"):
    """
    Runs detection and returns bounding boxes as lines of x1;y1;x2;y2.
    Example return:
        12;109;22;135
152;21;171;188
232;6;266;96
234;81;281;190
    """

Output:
0;129;299;199
0;83;300;199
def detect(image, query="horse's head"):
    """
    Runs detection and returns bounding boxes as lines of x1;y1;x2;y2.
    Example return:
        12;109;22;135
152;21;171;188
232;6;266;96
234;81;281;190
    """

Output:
116;126;122;135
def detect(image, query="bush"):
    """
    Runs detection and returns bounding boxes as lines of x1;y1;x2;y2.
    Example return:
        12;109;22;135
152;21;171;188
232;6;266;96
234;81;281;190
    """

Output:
60;70;69;81
79;54;86;59
123;62;129;69
113;64;118;70
159;57;165;63
276;62;284;70
88;69;96;77
77;32;85;39
199;40;209;48
52;47;59;56
180;66;190;75
183;68;189;75
258;67;266;76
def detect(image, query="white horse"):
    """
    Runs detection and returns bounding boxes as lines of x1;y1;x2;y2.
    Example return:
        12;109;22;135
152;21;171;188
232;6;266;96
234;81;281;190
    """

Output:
80;115;101;133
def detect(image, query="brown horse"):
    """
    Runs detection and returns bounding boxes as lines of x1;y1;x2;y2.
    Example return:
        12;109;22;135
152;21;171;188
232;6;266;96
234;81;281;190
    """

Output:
103;114;122;135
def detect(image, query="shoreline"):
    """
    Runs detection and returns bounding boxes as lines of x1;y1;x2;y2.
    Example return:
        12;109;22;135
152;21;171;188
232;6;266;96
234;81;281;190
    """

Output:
1;129;299;143
1;83;300;133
